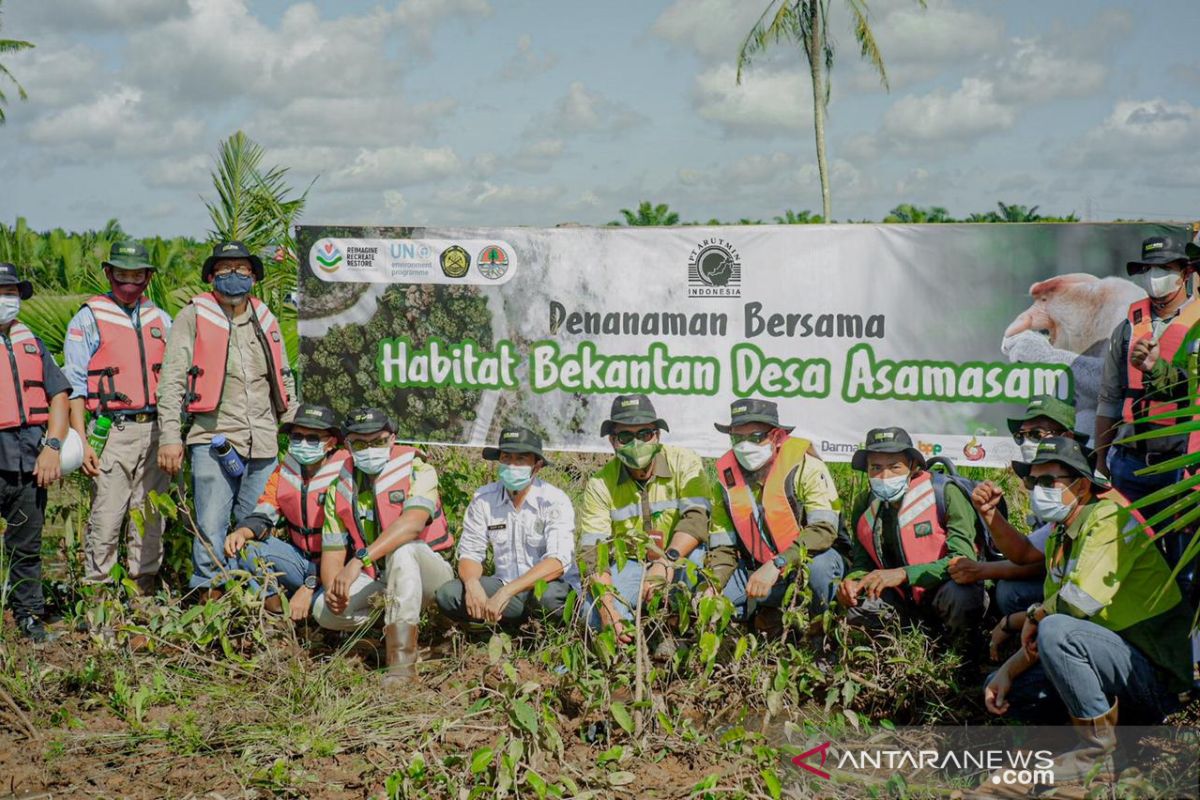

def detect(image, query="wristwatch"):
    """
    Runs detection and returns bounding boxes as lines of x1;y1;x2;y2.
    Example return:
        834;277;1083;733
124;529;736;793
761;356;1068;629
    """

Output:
304;574;318;590
355;547;373;569
771;554;788;570
664;547;682;562
1026;603;1045;624
42;436;61;451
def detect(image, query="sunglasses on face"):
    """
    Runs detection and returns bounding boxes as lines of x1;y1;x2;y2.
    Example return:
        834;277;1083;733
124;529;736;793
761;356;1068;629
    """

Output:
1013;428;1064;445
348;436;391;451
213;265;254;277
613;428;658;445
1126;261;1184;276
1023;474;1077;490
288;433;328;446
730;430;771;445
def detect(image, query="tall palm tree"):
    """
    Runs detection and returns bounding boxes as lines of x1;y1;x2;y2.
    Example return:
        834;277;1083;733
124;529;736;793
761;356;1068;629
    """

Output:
737;0;922;222
0;0;34;124
884;203;953;223
611;201;681;226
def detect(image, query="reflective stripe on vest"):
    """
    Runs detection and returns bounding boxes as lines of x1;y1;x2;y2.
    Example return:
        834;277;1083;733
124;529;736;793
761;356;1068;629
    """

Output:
332;445;454;578
185;292;289;415
1122;297;1200;426
275;450;350;559
84;295;167;412
716;437;812;564
0;322;50;430
854;471;948;603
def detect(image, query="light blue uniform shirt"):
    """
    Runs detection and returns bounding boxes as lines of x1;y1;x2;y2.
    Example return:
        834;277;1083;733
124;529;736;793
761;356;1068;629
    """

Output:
62;295;172;410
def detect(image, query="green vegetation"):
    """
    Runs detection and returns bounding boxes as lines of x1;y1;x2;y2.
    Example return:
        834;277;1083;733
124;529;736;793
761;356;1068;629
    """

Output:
0;0;32;124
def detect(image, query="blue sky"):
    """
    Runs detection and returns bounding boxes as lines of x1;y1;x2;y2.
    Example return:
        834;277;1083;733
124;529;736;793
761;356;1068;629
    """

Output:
2;0;1198;237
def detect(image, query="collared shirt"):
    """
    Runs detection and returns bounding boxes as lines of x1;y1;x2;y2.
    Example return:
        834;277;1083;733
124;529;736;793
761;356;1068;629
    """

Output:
457;478;579;588
156;301;296;458
0;329;70;473
62;296;173;407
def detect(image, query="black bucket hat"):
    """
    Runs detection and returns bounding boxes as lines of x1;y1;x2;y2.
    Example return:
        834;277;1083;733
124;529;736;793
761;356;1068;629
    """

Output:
0;262;33;300
1126;235;1189;275
600;394;669;437
482;426;550;466
714;398;794;434
281;403;342;439
202;240;264;281
851;427;926;472
1012;436;1094;483
103;240;156;271
343;407;395;435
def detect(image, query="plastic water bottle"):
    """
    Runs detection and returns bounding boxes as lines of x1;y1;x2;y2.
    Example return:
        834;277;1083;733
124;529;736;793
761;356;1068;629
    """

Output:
88;416;112;458
210;435;245;478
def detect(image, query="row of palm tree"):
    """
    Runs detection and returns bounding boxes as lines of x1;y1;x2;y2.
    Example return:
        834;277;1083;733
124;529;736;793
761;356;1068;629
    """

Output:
609;201;1079;226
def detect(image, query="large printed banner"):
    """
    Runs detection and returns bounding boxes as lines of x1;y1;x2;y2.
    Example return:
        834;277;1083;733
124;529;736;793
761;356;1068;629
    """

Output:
296;222;1188;467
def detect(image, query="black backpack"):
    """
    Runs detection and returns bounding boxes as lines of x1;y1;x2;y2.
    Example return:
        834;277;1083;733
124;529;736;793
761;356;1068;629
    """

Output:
925;456;1007;561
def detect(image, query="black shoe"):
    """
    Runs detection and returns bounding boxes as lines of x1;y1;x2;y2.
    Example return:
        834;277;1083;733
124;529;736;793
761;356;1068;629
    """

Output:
16;616;47;643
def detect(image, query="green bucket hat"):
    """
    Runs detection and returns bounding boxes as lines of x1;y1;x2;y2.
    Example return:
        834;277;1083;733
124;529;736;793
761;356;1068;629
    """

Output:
714;398;794;434
103;240;156;271
599;394;669;437
851;426;925;472
1006;395;1076;436
1012;436;1094;483
482;426;550;465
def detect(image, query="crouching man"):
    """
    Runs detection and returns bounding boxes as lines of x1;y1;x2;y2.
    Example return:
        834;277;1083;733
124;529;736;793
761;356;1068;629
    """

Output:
312;407;454;684
435;427;579;627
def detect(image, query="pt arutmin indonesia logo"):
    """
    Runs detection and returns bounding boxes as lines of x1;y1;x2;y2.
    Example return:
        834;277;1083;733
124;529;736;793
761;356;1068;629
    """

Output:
688;237;741;298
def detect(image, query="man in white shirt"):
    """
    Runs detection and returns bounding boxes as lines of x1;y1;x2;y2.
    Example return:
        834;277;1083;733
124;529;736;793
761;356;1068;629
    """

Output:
434;427;579;627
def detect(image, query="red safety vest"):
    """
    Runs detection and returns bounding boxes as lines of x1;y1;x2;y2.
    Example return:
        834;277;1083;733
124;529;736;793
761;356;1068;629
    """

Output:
83;295;167;412
185;292;289;415
854;471;948;604
1122;297;1200;427
332;445;453;578
0;322;50;430
273;450;350;559
716;437;813;564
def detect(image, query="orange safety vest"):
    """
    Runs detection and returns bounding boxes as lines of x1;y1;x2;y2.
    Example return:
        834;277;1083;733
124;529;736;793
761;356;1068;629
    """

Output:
83;295;167;412
1122;297;1200;427
716;437;814;564
0;322;50;430
332;445;453;578
185;292;289;415
854;471;948;604
273;450;350;559
1097;487;1151;533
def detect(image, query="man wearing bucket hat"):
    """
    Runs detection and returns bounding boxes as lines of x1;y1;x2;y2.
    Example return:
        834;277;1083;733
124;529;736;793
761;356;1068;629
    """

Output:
975;437;1192;794
313;407;454;684
223;404;349;621
0;263;71;642
703;400;845;631
62;241;172;594
435;426;579;628
577;394;711;647
835;427;985;640
156;240;296;600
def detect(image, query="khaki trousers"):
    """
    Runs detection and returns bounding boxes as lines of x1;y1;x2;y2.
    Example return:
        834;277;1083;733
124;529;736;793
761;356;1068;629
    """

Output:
84;418;170;582
312;541;453;629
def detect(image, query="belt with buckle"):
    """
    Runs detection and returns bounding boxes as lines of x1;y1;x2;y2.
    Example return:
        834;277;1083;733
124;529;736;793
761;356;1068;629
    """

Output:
107;411;158;424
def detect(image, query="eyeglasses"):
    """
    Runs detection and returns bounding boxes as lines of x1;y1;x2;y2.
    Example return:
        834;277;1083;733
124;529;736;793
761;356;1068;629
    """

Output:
1012;428;1064;445
1023;474;1077;490
289;433;328;446
730;430;771;445
213;265;254;277
612;428;658;445
348;436;391;451
1126;261;1184;276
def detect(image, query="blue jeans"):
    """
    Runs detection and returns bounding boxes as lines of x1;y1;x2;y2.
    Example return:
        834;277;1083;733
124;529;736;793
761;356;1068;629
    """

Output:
722;548;844;620
995;577;1044;617
1108;446;1195;596
588;547;705;629
236;536;317;597
1003;614;1179;722
189;444;275;589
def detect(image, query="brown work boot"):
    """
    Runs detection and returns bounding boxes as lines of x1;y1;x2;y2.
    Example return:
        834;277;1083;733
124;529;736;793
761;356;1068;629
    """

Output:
382;621;419;688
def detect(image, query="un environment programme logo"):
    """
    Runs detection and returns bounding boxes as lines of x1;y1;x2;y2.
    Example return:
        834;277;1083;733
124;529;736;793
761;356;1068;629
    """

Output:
439;246;471;278
688;237;741;298
314;240;343;273
478;245;510;280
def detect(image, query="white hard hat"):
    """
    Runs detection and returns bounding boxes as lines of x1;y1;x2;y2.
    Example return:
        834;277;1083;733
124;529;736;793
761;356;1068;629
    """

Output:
60;428;84;475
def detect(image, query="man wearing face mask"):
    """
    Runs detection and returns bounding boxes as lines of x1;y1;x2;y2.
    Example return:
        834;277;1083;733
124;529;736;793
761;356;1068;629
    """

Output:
434;427;579;628
62;241;171;594
835;427;985;641
0;263;71;642
312;407;454;684
578;395;711;647
156;241;295;601
222;404;348;621
703;400;844;630
975;437;1192;793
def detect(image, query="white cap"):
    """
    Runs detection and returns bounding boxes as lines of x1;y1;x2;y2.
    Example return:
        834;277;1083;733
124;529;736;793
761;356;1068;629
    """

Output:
60;428;84;475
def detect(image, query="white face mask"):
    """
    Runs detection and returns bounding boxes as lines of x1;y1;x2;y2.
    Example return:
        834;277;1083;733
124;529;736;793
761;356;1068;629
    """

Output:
1030;484;1077;523
1141;267;1182;300
0;296;19;325
870;474;909;503
733;440;774;472
1019;441;1041;463
352;446;390;475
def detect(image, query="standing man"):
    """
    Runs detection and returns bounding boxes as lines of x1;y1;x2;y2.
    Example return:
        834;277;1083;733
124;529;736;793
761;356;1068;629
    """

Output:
0;263;70;642
62;241;171;594
312;407;454;684
156;241;295;600
435;426;578;628
704;400;844;629
577;395;711;646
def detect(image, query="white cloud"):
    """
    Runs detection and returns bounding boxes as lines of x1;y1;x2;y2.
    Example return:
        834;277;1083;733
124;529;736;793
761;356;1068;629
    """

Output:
651;0;765;63
1067;99;1200;166
145;154;210;189
26;85;203;157
694;64;812;134
883;78;1015;143
325;145;463;190
500;34;558;81
546;81;644;135
12;0;190;34
394;0;492;47
511;138;565;173
990;38;1107;105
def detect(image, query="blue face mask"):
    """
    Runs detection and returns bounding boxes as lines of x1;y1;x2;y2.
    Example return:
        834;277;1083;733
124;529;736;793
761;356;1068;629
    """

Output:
290;440;327;465
213;272;254;298
870;474;909;503
499;464;534;492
